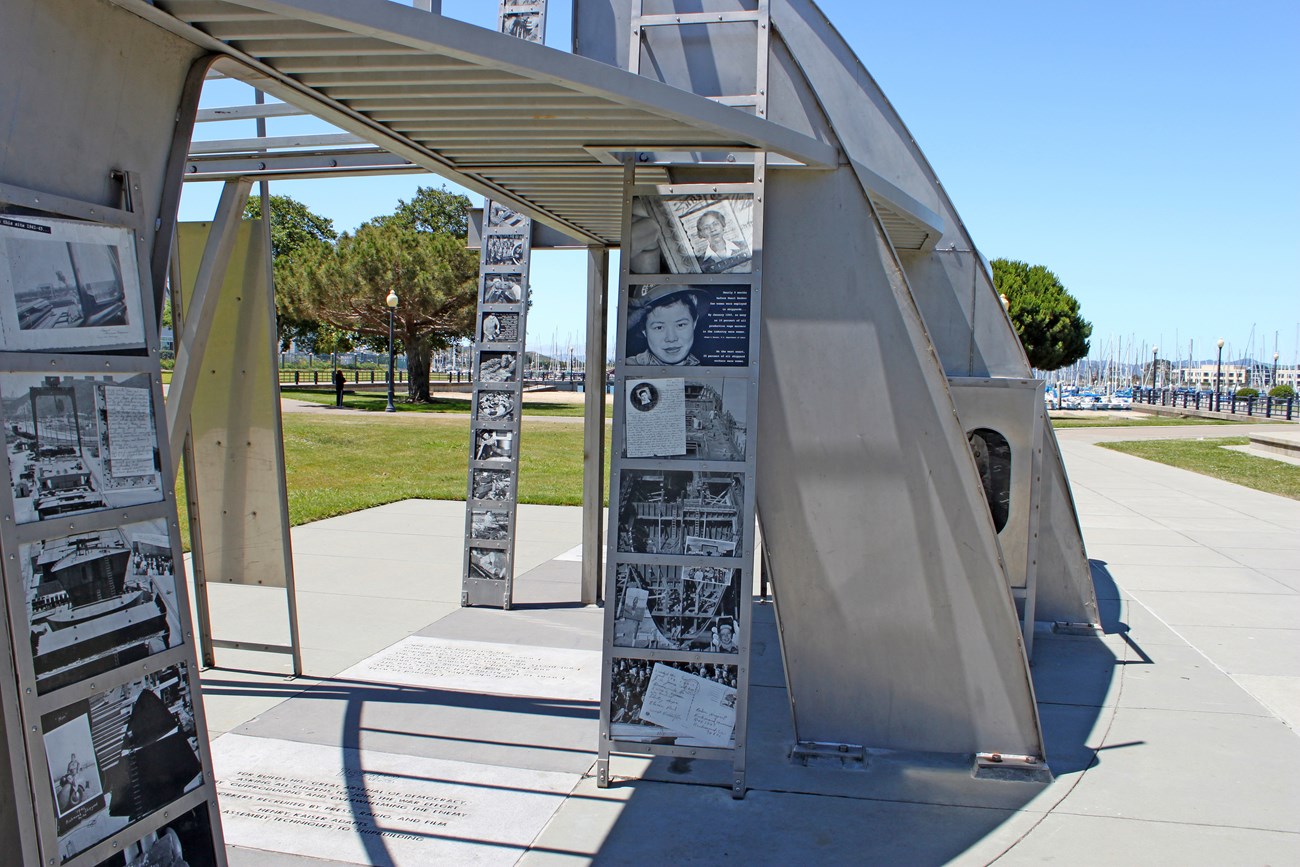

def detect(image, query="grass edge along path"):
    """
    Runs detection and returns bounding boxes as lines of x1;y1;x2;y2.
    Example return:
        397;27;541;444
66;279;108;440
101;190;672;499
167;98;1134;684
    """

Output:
1050;415;1244;429
174;413;610;547
1098;436;1300;500
283;387;593;417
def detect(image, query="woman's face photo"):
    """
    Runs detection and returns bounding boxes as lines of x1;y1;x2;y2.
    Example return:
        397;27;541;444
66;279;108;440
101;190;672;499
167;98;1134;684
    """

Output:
644;299;696;364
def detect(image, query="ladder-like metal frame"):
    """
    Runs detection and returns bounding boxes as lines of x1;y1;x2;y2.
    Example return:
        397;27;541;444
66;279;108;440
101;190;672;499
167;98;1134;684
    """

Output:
598;0;770;800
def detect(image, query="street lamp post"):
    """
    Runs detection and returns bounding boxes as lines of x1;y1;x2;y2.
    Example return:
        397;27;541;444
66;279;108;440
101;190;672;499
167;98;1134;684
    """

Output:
1215;338;1225;411
1151;345;1159;393
1273;351;1280;389
386;290;398;413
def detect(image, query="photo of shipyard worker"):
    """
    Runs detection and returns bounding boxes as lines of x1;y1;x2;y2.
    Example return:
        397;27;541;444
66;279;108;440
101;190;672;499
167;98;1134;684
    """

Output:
694;209;750;274
483;274;523;304
625;285;707;366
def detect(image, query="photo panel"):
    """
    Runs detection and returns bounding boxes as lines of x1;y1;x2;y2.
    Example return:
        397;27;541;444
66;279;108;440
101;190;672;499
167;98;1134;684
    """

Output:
480;311;520;344
94;803;217;867
472;428;515;463
481;273;523;305
22;518;181;695
2;370;164;524
468;547;509;581
501;11;541;39
42;663;202;862
623;284;749;368
613;563;741;652
487;202;527;230
609;658;739;747
0;214;146;351
628;193;754;275
471;468;514;502
484;235;525;267
475;389;517;423
624;377;747;461
469;508;510;541
616;469;744;556
478;351;518;383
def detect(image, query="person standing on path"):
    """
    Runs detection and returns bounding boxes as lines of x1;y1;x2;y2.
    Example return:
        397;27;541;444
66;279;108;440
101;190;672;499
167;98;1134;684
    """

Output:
333;369;346;408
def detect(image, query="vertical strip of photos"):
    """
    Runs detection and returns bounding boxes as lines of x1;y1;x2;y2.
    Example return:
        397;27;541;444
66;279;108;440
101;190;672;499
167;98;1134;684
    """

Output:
597;167;767;798
0;180;226;865
461;205;531;608
461;2;546;609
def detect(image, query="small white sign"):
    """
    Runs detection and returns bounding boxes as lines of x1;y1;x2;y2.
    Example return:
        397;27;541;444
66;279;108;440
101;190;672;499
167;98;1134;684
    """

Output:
625;378;686;457
213;734;579;867
639;663;737;747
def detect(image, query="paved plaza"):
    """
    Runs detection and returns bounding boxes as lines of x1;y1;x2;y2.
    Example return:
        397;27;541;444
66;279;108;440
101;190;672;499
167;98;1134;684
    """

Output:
195;422;1300;865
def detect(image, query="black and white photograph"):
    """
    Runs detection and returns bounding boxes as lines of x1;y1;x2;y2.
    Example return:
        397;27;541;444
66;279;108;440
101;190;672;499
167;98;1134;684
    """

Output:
472;468;514;501
481;311;520;343
613;563;741;652
628;193;754;275
22;518;181;695
625;377;685;458
625;378;748;461
475;390;516;423
609;658;738;746
3;371;164;525
487;201;528;229
473;428;515;462
479;351;519;382
468;547;508;581
470;508;510;541
617;469;744;556
0;214;146;351
482;273;523;305
501;11;542;40
623;284;750;367
96;804;218;867
484;235;525;267
43;663;202;863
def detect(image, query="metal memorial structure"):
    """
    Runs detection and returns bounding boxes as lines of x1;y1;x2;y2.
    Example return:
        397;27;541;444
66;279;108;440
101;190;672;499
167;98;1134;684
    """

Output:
1;1;1107;852
574;0;1098;768
462;0;548;610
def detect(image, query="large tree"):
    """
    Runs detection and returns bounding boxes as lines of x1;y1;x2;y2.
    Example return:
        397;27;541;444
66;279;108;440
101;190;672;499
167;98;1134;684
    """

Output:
990;258;1092;371
277;220;478;401
244;194;340;353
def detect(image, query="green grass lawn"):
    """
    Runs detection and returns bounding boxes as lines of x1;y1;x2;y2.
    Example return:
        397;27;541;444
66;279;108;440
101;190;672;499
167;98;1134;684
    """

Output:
283;387;592;417
175;413;610;547
1050;415;1243;428
1098;437;1300;500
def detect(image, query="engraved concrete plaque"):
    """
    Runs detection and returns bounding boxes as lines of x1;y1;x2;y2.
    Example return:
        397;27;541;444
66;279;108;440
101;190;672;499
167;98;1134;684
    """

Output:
339;636;600;702
213;734;579;867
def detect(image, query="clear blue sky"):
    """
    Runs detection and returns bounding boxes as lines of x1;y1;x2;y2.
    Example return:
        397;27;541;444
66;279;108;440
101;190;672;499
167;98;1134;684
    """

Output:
179;0;1300;368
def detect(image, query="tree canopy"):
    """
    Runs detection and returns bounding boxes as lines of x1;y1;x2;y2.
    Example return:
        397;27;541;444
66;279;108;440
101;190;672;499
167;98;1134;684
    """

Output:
369;185;471;237
245;194;340;353
990;258;1092;371
276;215;479;402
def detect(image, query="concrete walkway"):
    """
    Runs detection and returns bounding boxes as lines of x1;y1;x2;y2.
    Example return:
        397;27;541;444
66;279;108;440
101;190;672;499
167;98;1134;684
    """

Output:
196;423;1300;865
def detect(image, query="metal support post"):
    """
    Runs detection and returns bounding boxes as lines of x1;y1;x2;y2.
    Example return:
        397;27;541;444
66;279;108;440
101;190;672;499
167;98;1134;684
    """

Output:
581;247;609;605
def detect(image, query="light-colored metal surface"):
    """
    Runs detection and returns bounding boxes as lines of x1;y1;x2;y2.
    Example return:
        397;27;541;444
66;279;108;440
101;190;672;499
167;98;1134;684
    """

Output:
118;0;837;244
948;377;1046;656
758;166;1042;757
166;178;253;473
576;0;1044;762
760;0;1096;624
176;220;296;593
581;247;610;606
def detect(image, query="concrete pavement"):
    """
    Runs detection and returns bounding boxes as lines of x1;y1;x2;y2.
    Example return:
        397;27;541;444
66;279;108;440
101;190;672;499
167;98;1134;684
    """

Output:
193;423;1300;865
